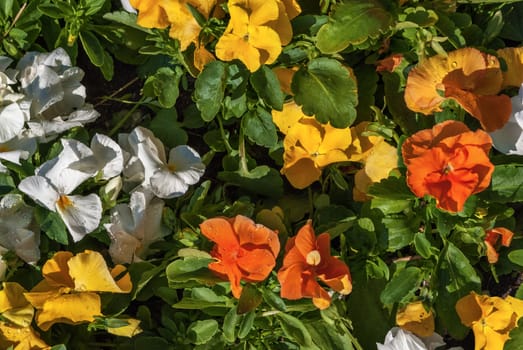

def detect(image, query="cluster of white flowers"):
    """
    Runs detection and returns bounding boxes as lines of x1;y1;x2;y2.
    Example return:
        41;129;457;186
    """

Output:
377;328;464;350
0;48;205;270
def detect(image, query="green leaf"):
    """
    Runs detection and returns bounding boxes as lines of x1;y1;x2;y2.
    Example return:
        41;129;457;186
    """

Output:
505;318;523;350
37;4;68;18
434;242;481;340
99;50;114;81
188;319;219;345
500;3;523;41
218;165;283;198
261;288;287;312
276;313;314;347
380;267;422;305
0;0;13;17
508;250;523;266
84;0;106;16
485;165;523;202
242;108;278;148
316;0;394;53
292;57;358;128
414;233;435;259
0;173;15;195
143;67;182;108
306;321;354;350
148;109;188;148
134;336;173;350
250;66;284;110
34;207;69;245
79;30;105;67
166;257;221;288
237;284;263;314
238;311;255;339
383;215;418;251
223;306;239;343
195;61;227;122
368;176;415;200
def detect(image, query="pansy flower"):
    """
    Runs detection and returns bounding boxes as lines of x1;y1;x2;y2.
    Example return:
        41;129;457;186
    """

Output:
24;250;132;331
456;292;523;350
281;117;352;189
484;227;514;264
402;120;494;213
497;47;523;89
377;327;448;350
0;133;36;173
396;301;435;338
18;139;103;242
489;84;523;155
123;126;205;199
215;0;298;72
105;190;165;264
277;221;352;309
199;215;280;298
404;47;511;132
128;0;170;28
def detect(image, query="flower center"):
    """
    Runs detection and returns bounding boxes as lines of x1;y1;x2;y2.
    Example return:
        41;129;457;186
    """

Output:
167;163;176;172
56;195;74;210
443;162;454;174
0;145;9;152
306;250;321;266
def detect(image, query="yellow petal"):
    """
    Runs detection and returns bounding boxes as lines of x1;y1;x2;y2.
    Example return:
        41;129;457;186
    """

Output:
363;141;398;182
396;301;435;338
193;45;215;72
347;122;384;162
42;251;74;288
0;321;49;350
130;0;169;28
1;304;34;328
280;0;301;19
268;0;293;45
0;283;29;313
163;2;201;50
497;47;523;88
35;293;101;331
319;123;353;156
273;67;297;96
215;33;261;72
272;101;306;134
353;169;372;202
67;250;132;293
107;318;143;338
24;289;65;310
284;119;322;155
456;292;483;327
281;158;321;189
229;0;279;26
506;296;523;320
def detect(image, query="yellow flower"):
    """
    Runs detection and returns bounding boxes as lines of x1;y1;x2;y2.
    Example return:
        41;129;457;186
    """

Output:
396;301;435;338
0;282;49;350
216;0;299;72
272;101;306;135
24;251;132;331
107;318;143;338
129;0;170;28
281;118;352;189
456;292;523;350
497;47;523;89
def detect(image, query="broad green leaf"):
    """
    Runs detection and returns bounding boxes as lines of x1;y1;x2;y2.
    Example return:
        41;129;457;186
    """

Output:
0;0;13;17
292;57;358;128
37;4;68;18
505;318;523;350
414;233;435;259
485;165;523;202
380;266;422;305
306;321;354;350
195;61;227;122
35;207;68;245
148;109;188;148
218;165;283;198
434;242;480;340
223;306;239;342
250;66;284;110
143;67;182;108
500;3;523;41
237;284;263;314
242;108;278;148
383;215;418;251
79;30;105;67
276;313;314;347
85;0;106;16
316;0;394;53
508;250;523;266
188;319;219;345
261;288;287;312
99;49;114;81
238;311;255;339
166;257;221;288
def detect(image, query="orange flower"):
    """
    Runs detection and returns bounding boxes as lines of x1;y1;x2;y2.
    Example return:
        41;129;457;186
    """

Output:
277;221;352;309
376;53;403;72
402;120;494;213
404;47;511;132
485;227;514;264
199;215;280;298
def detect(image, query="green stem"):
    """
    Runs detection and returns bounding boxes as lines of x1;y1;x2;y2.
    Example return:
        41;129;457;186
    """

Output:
108;96;146;137
217;116;234;154
238;125;249;174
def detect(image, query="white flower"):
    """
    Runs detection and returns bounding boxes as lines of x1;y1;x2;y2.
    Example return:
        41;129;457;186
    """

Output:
0;194;40;264
16;48;99;140
18;139;102;242
69;133;124;179
0;132;36;172
123;127;205;198
490;84;523;155
105;190;165;264
377;328;450;350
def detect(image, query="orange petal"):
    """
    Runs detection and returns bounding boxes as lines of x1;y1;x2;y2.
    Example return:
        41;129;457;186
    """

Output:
456;292;483;327
199;217;239;249
277;262;307;300
232;215;280;257
237;248;276;281
294;221;317;259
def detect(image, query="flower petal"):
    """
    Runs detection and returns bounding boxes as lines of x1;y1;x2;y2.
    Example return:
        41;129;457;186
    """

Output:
55;194;102;242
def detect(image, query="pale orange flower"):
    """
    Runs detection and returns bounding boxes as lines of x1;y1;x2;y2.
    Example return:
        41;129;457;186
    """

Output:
277;221;352;310
404;47;511;132
402;120;494;213
376;53;404;72
484;227;514;264
199;215;280;298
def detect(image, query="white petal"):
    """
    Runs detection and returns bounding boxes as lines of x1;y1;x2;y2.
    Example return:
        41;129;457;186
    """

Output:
91;133;124;179
0;150;25;165
120;0;137;13
38;138;94;193
56;193;102;242
107;226;141;264
377;328;428;350
150;169;190;199
0;103;25;143
18;175;59;210
167;145;205;185
0;228;40;264
0;193;33;229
